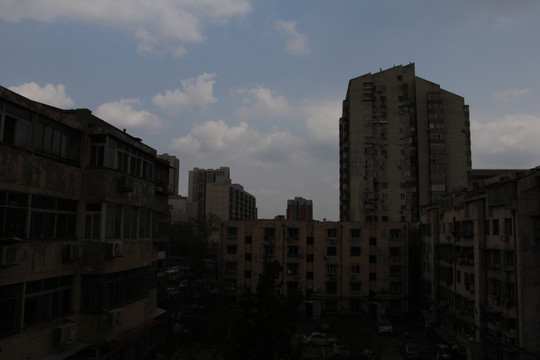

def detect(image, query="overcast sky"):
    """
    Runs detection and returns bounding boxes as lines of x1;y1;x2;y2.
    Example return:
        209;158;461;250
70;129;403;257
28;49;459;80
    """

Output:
1;1;539;220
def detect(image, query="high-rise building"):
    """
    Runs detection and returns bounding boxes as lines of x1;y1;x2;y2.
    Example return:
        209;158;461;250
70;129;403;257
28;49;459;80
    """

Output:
286;197;313;221
157;153;180;195
188;167;257;222
339;63;471;222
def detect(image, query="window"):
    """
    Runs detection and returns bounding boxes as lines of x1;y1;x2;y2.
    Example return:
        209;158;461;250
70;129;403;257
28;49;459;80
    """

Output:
327;264;337;274
245;271;251;278
287;263;299;275
0;101;31;149
369;255;377;263
351;282;361;292
245;236;252;244
288;228;299;240
227;245;237;254
227;227;237;238
80;267;154;311
390;265;401;274
245;253;251;261
24;276;73;326
390;229;401;239
390;282;402;293
264;227;275;240
390;247;401;257
306;254;314;262
351;247;361;256
138;209;151;238
504;218;513;236
288;245;299;256
492;219;500;235
105;204;122;240
287;281;298;293
369;273;376;281
351;264;361;274
264;245;274;256
0;191;28;238
30;195;77;240
327;229;337;239
85;203;101;240
306;272;314;280
369;237;377;245
36;118;81;163
307;236;314;244
226;262;237;273
327;247;337;256
122;207;138;240
351;229;361;239
0;283;23;336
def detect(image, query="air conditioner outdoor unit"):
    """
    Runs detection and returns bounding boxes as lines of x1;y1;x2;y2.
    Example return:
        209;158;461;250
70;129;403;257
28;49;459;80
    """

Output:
105;309;123;327
0;245;20;266
56;323;75;344
63;244;84;261
108;241;123;258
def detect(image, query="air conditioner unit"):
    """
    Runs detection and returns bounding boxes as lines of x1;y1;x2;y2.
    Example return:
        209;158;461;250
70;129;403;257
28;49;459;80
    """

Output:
63;244;84;261
56;323;75;344
108;241;123;258
0;245;20;266
105;309;123;327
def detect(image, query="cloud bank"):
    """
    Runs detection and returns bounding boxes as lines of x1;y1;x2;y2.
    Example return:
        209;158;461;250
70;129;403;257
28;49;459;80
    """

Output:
8;82;75;108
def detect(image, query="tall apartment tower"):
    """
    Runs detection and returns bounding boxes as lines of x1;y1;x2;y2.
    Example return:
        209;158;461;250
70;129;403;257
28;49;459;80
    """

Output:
339;63;471;222
189;167;231;221
157;153;180;195
287;197;313;220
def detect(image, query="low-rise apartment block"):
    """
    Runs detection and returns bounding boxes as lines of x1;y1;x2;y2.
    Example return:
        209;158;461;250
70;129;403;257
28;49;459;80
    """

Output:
420;168;540;360
219;220;413;319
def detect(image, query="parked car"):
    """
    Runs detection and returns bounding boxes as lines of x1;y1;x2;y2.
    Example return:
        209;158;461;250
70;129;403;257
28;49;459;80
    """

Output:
302;332;335;346
377;318;393;335
400;343;424;359
435;344;452;360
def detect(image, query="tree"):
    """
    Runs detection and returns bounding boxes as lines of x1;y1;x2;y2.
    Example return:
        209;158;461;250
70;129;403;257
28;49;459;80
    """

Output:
224;261;302;360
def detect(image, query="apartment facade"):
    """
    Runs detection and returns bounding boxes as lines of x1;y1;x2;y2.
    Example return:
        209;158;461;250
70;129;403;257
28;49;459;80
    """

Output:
188;167;257;222
157;153;180;195
420;168;540;360
0;86;168;360
286;197;313;221
219;220;412;319
340;63;471;223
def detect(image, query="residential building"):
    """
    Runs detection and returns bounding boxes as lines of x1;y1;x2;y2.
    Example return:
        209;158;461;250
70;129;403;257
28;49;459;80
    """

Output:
286;197;313;221
168;194;196;223
340;63;471;223
219;219;412;319
0;85;168;360
420;167;540;360
188;167;257;222
157;153;180;195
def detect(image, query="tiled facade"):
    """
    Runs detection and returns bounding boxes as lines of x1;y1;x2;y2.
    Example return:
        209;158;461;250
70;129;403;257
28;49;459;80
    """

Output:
420;168;540;360
218;220;413;319
340;63;471;223
0;86;168;360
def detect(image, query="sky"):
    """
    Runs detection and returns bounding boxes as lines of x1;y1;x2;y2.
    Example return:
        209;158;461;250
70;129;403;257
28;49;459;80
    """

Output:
1;1;539;221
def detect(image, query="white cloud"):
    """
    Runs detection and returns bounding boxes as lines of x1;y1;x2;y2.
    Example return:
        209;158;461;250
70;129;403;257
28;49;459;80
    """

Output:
0;0;251;56
234;86;291;120
95;98;164;133
152;73;217;113
471;113;540;168
8;82;75;108
169;119;304;167
273;19;310;56
302;99;340;145
491;88;530;102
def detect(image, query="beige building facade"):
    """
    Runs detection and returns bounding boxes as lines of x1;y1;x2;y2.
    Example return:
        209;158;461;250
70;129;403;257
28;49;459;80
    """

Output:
219;220;412;319
0;86;168;360
340;63;471;223
420;168;540;360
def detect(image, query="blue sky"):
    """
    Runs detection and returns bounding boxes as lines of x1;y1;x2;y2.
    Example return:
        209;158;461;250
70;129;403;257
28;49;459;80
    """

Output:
1;1;539;220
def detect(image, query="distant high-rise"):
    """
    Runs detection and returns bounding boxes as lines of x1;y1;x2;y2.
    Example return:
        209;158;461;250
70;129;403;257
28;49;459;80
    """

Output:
339;63;471;222
188;167;256;221
287;197;313;220
157;153;180;195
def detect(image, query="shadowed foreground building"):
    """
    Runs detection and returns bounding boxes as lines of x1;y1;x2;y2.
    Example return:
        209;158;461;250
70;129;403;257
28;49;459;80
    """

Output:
0;85;169;360
420;168;540;360
219;219;414;319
